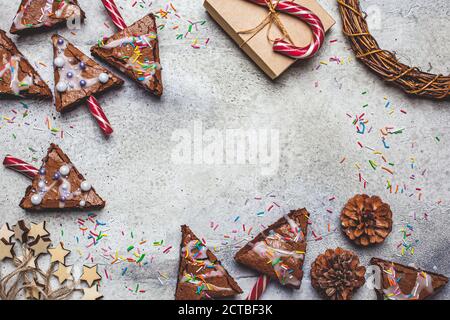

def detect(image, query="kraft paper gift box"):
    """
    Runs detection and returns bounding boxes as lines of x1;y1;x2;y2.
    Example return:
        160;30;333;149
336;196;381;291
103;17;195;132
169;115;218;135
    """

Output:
204;0;335;79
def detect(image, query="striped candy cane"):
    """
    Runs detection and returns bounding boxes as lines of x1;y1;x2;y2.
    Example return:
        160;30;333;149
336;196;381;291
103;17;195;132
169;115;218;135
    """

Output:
101;0;127;30
3;155;38;179
246;275;270;300
87;96;114;135
246;0;325;59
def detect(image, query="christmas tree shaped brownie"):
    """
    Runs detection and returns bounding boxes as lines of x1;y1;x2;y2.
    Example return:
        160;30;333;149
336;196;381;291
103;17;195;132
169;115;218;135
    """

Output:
10;0;85;35
0;30;51;99
235;208;310;289
175;225;243;300
20;143;105;211
52;34;123;112
370;257;448;300
90;14;163;97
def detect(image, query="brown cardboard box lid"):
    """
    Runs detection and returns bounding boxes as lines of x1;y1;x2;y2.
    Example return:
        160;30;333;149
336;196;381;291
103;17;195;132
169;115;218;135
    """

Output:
204;0;335;79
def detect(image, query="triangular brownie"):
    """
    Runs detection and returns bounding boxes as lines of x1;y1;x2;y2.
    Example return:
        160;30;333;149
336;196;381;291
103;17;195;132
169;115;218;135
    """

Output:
0;29;52;99
10;0;85;35
175;225;243;300
235;208;309;289
20;143;105;211
90;14;163;97
370;257;448;300
52;34;124;112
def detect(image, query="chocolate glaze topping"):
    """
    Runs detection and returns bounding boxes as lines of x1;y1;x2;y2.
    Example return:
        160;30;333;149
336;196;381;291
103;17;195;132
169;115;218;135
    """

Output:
52;34;123;112
235;208;309;289
20;144;105;211
0;29;52;99
370;257;448;300
10;0;85;35
91;14;163;97
175;225;242;300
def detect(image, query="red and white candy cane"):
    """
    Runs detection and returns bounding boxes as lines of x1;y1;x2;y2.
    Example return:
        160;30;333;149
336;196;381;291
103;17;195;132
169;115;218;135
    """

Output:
93;0;126;136
101;0;127;30
246;275;270;300
3;155;38;180
246;0;325;59
87;96;114;136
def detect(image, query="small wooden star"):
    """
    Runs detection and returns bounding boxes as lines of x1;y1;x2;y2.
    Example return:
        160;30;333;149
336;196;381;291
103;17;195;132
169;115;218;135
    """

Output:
82;286;103;300
25;287;40;300
28;221;50;239
24;279;44;300
80;265;102;287
17;254;37;268
28;235;51;257
53;263;73;284
0;223;14;242
0;239;14;261
13;220;29;243
48;242;70;264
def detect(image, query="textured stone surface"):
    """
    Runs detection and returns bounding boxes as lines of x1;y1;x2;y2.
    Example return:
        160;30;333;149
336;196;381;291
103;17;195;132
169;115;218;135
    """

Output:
0;0;449;300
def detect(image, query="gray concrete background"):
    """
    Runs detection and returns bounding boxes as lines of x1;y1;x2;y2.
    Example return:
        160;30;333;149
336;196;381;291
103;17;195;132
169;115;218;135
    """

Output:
0;0;449;300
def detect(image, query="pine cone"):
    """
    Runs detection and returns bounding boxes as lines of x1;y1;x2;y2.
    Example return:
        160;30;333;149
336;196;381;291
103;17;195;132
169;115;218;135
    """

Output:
311;247;366;300
340;194;393;246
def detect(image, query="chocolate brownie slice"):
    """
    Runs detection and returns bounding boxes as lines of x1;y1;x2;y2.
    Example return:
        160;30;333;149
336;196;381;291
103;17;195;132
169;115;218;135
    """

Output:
91;14;163;97
175;225;243;300
0;29;51;99
10;0;85;35
235;208;310;289
20;143;105;211
370;257;448;300
52;35;123;112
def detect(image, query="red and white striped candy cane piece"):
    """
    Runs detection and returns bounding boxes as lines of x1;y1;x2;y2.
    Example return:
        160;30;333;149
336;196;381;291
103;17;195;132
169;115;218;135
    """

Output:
246;0;325;59
87;96;114;135
246;275;270;300
3;155;38;180
101;0;127;30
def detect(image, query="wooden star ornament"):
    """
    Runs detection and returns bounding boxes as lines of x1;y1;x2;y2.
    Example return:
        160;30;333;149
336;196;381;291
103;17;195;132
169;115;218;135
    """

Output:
80;265;101;287
0;223;15;242
28;221;50;239
48;242;70;264
0;239;15;261
29;235;51;257
17;254;37;268
82;286;103;300
24;279;44;300
53;263;73;284
13;220;29;243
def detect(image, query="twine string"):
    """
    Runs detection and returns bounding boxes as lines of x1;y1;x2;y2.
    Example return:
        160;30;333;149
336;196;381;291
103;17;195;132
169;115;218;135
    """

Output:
0;244;78;300
238;0;295;48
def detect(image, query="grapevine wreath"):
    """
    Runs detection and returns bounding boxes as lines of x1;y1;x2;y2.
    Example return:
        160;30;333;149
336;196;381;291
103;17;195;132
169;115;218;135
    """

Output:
337;0;450;100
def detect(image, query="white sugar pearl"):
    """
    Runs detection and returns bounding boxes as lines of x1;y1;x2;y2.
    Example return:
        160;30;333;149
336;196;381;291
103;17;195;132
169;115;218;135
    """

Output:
54;57;65;68
61;182;70;190
38;181;46;189
31;194;42;206
98;73;110;84
80;181;91;192
79;200;86;207
56;82;68;92
59;165;70;176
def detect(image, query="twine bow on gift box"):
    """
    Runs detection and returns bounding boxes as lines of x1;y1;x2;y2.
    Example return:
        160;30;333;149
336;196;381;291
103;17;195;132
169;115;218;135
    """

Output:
238;0;325;59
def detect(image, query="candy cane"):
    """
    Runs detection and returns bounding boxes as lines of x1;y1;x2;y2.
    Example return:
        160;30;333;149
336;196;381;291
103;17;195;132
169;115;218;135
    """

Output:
101;0;127;30
3;155;38;179
246;275;270;300
87;96;114;135
95;1;126;136
245;0;325;59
